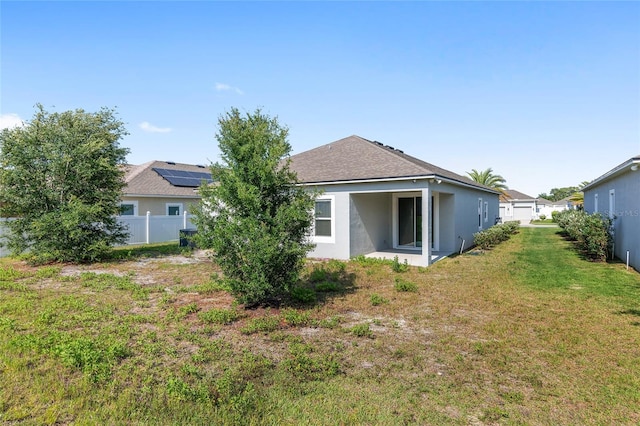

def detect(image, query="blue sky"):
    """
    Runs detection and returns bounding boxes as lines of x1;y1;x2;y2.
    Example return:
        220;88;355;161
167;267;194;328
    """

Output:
2;1;639;197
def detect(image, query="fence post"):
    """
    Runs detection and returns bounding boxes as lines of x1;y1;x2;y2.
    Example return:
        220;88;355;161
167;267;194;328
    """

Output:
183;211;188;229
146;211;150;244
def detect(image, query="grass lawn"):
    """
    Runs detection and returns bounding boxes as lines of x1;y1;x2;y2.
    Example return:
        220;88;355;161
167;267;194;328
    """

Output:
1;228;639;425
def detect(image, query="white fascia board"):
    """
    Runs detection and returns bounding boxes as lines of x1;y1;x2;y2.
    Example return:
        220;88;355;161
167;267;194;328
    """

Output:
300;175;500;195
122;193;202;199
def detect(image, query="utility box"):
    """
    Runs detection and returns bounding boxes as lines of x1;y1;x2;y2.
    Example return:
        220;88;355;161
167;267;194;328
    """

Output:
179;228;197;248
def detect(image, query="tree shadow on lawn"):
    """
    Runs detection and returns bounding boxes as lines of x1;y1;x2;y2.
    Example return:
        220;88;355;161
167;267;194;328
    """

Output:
617;308;640;326
287;259;357;308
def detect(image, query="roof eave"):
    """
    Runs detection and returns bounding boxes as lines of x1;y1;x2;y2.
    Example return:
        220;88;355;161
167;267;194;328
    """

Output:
582;157;640;191
299;174;500;194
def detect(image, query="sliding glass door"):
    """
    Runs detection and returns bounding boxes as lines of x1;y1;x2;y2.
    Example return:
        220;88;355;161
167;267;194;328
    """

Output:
398;197;422;248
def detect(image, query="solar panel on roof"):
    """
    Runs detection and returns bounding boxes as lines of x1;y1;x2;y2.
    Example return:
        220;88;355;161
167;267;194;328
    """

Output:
152;167;213;187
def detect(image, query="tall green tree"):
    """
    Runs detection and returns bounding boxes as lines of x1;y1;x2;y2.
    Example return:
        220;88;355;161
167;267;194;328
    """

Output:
193;108;315;306
466;168;508;191
0;104;130;263
537;185;586;202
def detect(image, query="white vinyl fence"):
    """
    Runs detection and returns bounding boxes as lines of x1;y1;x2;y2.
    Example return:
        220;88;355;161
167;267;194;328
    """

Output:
118;211;196;245
0;213;197;257
0;218;11;258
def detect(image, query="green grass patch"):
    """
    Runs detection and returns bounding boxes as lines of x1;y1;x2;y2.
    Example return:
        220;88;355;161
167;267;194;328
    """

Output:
0;229;639;424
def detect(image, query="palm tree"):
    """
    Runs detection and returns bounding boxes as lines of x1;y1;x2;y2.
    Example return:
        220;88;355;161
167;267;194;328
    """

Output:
466;168;508;192
568;181;590;208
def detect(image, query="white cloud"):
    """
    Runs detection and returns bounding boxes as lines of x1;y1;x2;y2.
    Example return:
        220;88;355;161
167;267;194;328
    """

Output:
215;82;244;95
0;113;24;130
139;121;172;133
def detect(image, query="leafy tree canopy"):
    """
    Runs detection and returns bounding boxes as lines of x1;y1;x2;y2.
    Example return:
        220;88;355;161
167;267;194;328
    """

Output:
0;104;130;263
537;185;584;202
193;108;315;306
466;168;508;191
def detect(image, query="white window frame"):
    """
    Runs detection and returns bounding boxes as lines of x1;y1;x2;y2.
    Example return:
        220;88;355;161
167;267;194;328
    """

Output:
478;198;483;230
484;201;489;222
166;203;183;216
119;200;138;216
609;189;615;220
594;193;598;213
313;195;335;244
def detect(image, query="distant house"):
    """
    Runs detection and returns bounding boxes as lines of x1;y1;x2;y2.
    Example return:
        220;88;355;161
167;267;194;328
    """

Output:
499;190;537;223
288;135;500;266
582;155;640;271
537;197;574;218
121;161;212;216
499;189;571;222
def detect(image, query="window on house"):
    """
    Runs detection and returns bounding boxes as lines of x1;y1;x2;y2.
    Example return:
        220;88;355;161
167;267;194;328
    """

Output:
314;200;332;237
484;202;489;222
120;204;135;216
594;194;598;213
166;203;182;216
119;201;137;216
609;190;615;220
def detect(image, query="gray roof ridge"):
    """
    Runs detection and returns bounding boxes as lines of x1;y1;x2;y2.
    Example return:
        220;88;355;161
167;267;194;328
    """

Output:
368;139;497;191
125;160;155;183
361;137;438;176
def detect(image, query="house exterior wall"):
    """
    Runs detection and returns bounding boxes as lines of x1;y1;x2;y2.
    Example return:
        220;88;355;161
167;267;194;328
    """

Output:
120;196;200;216
449;183;499;250
584;171;640;271
436;192;456;252
309;190;351;260
306;179;499;261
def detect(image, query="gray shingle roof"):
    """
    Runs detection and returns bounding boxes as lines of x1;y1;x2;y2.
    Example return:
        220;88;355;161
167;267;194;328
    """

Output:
124;161;210;197
502;189;535;201
288;135;497;192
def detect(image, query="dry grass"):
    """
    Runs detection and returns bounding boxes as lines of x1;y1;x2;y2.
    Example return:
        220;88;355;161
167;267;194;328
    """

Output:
1;229;639;425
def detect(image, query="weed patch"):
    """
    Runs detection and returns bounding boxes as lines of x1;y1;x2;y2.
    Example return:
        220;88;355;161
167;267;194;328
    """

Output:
241;316;280;335
394;277;418;292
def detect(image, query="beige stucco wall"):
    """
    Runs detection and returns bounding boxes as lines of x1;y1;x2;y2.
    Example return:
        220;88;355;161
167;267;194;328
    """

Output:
120;196;200;216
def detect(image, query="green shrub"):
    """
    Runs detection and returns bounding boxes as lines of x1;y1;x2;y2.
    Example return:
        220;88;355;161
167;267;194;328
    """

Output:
473;221;520;250
290;287;316;304
191;109;317;307
539;214;547;221
555;210;612;261
315;281;340;292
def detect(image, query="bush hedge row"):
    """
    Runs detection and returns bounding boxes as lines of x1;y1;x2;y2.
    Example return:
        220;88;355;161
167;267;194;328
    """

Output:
554;210;612;261
473;221;520;250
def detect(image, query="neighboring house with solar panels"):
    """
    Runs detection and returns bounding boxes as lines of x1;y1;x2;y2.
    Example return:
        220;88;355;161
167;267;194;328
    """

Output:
121;161;212;216
288;135;501;266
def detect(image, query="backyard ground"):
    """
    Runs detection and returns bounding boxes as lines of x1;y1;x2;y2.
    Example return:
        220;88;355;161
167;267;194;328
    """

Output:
1;227;639;425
